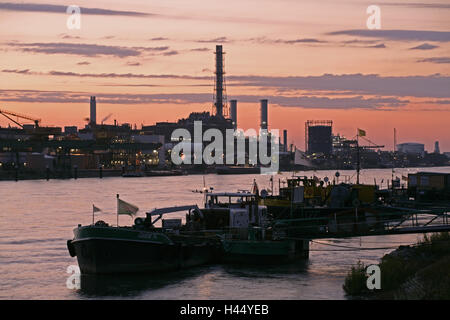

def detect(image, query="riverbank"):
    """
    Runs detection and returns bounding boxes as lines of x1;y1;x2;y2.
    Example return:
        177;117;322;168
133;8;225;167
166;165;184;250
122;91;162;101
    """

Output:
0;168;188;181
343;232;450;299
1;163;449;181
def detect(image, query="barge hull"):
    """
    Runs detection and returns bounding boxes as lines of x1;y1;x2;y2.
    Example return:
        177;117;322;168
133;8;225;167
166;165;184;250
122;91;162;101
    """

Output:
221;239;309;264
70;238;216;274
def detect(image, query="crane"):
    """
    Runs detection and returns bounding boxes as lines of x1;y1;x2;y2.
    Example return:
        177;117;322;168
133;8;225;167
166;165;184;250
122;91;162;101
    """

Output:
0;108;61;140
0;108;41;128
354;135;384;184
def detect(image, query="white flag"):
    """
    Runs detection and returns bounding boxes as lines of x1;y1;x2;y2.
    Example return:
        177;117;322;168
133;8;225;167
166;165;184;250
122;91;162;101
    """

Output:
117;198;139;216
294;149;313;167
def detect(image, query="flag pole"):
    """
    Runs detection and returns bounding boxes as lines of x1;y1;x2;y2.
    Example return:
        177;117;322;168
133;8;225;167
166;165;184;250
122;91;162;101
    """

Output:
116;194;119;227
92;204;94;225
356;129;360;185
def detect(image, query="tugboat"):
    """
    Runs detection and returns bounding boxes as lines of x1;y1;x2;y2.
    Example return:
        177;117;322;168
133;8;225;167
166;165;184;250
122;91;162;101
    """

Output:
67;203;221;274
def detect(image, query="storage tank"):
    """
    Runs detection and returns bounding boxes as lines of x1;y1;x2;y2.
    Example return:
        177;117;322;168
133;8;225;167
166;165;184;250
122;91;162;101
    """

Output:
308;125;332;154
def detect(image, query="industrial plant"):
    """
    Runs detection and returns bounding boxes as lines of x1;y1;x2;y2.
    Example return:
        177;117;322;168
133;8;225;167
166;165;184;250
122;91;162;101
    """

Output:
0;45;448;180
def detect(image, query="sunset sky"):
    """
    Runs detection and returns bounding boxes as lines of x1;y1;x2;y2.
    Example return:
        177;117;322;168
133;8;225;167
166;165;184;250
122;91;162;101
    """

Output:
0;0;449;151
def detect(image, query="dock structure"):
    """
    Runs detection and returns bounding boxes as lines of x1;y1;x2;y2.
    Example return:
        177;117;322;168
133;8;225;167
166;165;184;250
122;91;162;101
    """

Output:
0;139;162;180
0;139;161;151
274;205;450;240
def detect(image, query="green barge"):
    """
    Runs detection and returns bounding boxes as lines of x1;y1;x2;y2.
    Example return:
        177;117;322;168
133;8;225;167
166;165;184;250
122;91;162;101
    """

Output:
68;192;310;274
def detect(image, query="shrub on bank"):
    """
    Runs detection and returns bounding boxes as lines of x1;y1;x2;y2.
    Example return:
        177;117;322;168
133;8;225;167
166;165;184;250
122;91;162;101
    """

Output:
343;261;369;296
343;232;450;299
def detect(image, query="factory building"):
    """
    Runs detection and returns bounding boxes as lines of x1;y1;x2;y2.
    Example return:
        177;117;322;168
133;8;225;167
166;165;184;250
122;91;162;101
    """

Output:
0;45;287;176
64;126;78;135
397;142;425;156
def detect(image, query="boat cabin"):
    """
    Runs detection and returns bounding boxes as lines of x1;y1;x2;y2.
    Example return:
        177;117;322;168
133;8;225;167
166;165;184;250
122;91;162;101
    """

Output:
264;176;330;206
408;172;450;201
196;192;268;231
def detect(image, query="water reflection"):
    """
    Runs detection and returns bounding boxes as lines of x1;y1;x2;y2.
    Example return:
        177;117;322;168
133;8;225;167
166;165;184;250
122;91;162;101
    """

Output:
221;259;310;279
75;260;311;298
77;266;212;298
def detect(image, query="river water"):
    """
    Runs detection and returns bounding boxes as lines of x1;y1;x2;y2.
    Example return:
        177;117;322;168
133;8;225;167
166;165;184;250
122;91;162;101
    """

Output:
1;166;449;300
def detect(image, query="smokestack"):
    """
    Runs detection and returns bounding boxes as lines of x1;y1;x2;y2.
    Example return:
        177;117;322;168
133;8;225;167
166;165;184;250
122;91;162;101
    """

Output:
260;99;268;130
283;129;287;152
230;100;237;129
215;45;224;117
90;96;96;125
434;141;440;154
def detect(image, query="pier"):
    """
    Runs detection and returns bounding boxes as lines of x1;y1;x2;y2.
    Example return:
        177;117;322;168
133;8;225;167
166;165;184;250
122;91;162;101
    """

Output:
275;205;450;240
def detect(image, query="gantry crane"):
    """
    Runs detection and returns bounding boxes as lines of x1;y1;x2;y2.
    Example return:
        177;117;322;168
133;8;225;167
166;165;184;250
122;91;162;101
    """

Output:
0;108;61;139
0;108;41;128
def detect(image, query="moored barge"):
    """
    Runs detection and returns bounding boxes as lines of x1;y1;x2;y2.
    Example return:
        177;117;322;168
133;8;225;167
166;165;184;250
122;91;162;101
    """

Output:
67;205;221;274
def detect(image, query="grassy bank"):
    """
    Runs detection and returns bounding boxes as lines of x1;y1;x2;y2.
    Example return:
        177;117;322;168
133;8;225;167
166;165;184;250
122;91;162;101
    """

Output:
343;232;450;299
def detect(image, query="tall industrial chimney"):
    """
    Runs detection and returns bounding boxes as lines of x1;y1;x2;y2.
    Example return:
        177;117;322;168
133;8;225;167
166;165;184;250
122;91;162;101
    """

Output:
283;129;288;152
90;96;96;125
230;100;237;129
260;99;268;130
434;141;440;154
215;45;224;117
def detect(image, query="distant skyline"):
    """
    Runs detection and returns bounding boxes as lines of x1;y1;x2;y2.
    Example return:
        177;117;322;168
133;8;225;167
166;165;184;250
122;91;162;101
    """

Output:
0;0;449;151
